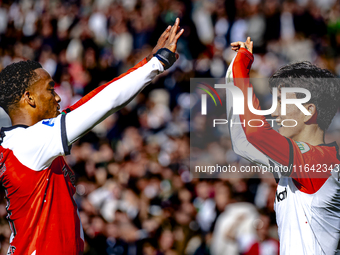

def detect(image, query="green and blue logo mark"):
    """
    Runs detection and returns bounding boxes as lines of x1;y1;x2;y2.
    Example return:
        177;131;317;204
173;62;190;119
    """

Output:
198;83;222;115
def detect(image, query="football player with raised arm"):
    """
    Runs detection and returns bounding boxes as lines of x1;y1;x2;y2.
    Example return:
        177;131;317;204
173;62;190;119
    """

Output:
227;37;340;255
0;18;183;255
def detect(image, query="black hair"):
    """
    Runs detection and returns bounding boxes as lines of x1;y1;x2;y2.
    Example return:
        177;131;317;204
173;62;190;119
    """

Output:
0;60;42;114
269;61;340;131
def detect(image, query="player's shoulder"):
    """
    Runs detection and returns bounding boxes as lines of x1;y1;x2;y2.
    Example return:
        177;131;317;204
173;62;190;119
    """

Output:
0;115;62;149
32;115;63;131
0;125;29;147
293;140;338;153
0;115;65;171
294;140;339;162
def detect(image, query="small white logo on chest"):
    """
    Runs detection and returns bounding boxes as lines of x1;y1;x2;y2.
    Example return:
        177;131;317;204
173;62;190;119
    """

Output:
276;187;287;202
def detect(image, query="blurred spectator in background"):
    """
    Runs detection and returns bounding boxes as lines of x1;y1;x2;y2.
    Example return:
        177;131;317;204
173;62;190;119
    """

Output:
0;0;339;254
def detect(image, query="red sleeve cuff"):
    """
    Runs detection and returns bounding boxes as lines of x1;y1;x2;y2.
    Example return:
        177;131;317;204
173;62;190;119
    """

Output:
238;48;254;63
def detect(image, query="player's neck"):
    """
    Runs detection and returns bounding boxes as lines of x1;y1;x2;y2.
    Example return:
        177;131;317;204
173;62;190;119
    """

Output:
9;110;39;127
292;124;324;146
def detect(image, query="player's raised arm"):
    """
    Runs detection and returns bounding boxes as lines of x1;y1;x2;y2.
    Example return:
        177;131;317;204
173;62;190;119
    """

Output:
227;38;293;175
64;18;184;145
62;25;174;114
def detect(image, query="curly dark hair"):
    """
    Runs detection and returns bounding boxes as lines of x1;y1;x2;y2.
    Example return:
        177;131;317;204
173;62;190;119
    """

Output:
0;60;42;114
269;61;340;131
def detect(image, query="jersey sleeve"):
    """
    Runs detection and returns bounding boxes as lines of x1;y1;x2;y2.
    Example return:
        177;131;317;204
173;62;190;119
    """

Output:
62;58;148;114
64;57;164;144
1;114;68;171
0;57;161;172
226;48;293;176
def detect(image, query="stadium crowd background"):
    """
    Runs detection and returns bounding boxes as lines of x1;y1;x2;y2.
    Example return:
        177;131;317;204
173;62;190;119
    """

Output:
0;0;339;254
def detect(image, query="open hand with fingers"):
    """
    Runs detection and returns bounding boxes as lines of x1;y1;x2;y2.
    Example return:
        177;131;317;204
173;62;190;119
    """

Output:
231;37;253;54
163;18;184;53
153;18;184;69
146;25;172;62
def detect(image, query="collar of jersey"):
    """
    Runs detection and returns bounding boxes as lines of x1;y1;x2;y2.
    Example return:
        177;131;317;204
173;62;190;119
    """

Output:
317;141;338;148
1;125;29;131
317;141;340;161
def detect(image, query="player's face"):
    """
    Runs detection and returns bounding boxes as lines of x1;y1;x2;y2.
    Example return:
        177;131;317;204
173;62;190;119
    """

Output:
30;68;61;120
271;90;306;140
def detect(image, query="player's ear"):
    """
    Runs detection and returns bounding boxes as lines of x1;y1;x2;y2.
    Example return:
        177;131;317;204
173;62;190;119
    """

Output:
23;91;36;108
305;104;317;124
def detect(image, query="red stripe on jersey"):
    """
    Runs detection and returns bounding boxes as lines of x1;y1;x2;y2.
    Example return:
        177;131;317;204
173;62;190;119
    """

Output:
63;58;148;113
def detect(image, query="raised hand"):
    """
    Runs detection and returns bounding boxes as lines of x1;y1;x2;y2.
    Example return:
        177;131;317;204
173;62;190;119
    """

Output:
146;25;172;62
152;18;184;69
163;18;184;54
231;37;253;54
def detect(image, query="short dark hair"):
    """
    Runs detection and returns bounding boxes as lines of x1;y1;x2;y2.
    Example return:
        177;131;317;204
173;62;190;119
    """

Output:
0;60;42;114
269;61;340;130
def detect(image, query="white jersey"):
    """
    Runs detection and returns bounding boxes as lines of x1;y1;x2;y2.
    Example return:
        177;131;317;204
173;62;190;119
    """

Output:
226;48;340;254
275;170;340;255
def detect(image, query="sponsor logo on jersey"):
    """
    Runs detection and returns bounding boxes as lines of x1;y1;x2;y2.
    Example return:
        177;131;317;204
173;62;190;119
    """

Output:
62;165;75;185
0;153;6;178
0;163;6;178
42;118;55;127
276;187;287;202
7;245;16;255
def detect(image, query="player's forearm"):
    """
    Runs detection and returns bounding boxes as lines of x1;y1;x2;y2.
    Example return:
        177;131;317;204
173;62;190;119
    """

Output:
233;48;253;79
65;57;164;144
62;58;148;113
228;50;291;167
232;49;273;137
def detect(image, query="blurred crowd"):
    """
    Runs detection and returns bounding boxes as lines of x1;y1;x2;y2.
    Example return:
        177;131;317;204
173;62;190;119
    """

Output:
0;0;340;254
